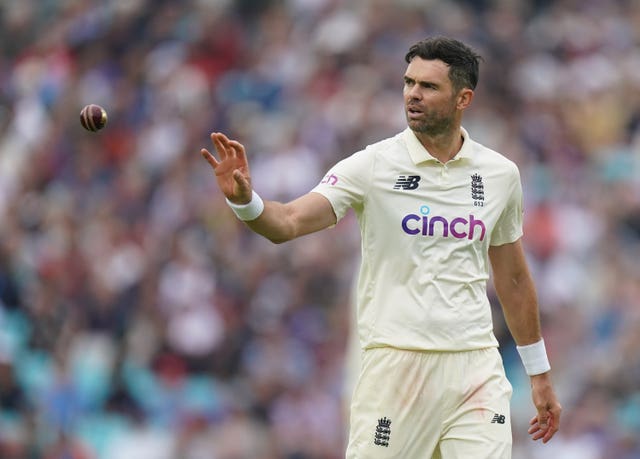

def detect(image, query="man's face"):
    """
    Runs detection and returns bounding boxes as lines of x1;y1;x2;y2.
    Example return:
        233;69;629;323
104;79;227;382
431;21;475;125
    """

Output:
403;58;460;136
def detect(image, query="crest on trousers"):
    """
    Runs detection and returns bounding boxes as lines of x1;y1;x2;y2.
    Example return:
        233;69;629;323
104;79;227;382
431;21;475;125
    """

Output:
374;417;392;447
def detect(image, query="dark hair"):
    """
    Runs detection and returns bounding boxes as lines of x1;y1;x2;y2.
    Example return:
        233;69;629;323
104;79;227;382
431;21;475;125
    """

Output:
405;36;482;91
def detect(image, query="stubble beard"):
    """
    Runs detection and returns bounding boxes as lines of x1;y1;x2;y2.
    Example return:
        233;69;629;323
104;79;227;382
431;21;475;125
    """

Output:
406;112;454;137
405;93;459;137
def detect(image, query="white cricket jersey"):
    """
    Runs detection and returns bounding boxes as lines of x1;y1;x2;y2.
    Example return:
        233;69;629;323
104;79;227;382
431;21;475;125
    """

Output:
311;127;523;351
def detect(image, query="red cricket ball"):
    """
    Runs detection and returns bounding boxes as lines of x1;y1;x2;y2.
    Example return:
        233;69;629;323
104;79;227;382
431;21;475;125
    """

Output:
80;104;108;132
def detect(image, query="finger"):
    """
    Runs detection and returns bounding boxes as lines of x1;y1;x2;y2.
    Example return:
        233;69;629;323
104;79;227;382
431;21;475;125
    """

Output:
211;133;231;160
542;429;555;443
542;414;559;443
551;403;562;426
537;409;549;431
210;133;225;159
201;148;219;168
529;414;558;442
529;416;538;426
544;408;561;443
527;420;546;441
229;140;247;164
531;429;546;441
216;132;237;159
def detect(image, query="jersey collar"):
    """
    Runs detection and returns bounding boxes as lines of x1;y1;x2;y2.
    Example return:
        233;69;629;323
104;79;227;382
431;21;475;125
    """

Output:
402;126;473;165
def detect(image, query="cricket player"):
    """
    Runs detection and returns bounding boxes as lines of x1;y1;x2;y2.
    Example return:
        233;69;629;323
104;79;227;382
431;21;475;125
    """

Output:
201;36;561;458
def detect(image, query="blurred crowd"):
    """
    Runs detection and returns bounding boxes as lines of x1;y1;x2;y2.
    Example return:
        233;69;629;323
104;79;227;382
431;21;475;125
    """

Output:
0;0;639;458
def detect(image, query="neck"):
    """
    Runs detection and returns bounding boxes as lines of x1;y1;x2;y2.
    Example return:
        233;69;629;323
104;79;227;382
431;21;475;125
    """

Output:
414;127;463;163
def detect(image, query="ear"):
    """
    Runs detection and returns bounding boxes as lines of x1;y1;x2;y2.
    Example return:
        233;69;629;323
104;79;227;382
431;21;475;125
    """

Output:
456;88;474;110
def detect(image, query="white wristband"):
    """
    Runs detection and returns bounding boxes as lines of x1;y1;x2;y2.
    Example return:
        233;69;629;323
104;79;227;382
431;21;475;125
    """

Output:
516;339;551;376
226;191;264;221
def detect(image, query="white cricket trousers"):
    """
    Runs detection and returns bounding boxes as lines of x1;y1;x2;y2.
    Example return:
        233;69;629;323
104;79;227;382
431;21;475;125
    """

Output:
346;346;513;459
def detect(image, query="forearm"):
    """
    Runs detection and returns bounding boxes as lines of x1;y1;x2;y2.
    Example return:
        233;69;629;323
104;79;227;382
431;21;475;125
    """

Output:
244;200;299;244
496;270;552;379
489;241;544;346
204;133;336;244
229;192;337;244
495;270;542;346
490;242;552;377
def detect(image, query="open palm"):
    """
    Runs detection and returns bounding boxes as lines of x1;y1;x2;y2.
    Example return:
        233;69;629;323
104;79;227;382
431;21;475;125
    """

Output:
201;132;253;203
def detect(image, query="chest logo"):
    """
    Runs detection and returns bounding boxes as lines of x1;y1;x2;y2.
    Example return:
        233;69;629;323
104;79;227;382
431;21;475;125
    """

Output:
401;204;486;241
471;173;484;207
393;175;421;190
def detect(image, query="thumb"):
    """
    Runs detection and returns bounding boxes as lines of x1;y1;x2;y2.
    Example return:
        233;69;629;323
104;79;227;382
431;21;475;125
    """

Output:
537;410;549;429
233;169;250;190
232;170;253;201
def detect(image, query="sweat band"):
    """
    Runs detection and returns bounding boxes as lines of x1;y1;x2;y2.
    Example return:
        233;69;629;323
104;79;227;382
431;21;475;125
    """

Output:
516;339;551;376
226;191;264;221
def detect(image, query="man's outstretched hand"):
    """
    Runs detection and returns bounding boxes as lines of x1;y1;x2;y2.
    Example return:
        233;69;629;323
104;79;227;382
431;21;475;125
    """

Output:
201;132;253;204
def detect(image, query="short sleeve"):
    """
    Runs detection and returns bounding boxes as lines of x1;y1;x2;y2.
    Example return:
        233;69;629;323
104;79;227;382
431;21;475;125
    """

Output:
490;163;524;246
310;149;372;221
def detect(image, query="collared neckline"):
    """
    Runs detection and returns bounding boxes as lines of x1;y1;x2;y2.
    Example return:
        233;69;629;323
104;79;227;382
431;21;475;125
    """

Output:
402;127;473;165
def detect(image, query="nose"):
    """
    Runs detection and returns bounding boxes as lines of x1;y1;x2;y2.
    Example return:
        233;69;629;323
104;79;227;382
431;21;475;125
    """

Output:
405;84;421;101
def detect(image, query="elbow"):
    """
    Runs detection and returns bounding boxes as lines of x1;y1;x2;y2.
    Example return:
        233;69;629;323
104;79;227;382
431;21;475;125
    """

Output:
268;236;290;244
264;232;295;244
267;219;299;244
255;211;303;244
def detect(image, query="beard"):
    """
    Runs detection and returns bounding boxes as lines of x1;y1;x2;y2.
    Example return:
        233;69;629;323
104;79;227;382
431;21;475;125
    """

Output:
406;109;455;137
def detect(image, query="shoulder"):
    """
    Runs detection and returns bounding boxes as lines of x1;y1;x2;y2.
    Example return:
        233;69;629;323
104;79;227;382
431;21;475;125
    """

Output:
352;131;408;165
335;131;405;167
366;131;406;153
470;139;520;176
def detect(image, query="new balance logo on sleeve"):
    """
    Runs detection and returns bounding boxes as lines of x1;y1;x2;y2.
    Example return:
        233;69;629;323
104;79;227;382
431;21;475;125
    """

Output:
373;417;392;447
393;175;421;190
491;414;506;424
